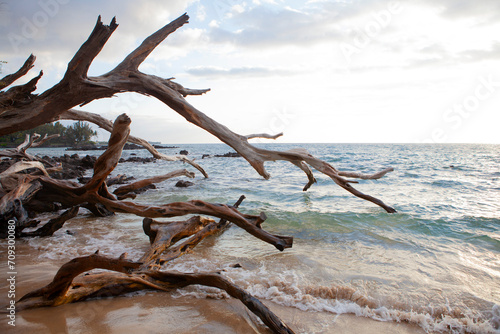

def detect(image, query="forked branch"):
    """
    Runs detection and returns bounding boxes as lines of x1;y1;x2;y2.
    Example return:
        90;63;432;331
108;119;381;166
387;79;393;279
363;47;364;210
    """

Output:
58;109;208;177
0;54;36;90
17;253;295;333
0;13;394;211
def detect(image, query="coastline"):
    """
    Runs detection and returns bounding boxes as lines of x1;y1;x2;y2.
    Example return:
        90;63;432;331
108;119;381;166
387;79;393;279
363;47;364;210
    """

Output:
0;258;425;334
1;143;499;333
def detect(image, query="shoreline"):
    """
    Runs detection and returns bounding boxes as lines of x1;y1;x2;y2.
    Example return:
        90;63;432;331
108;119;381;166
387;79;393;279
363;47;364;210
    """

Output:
0;228;426;334
1;143;498;333
0;258;425;334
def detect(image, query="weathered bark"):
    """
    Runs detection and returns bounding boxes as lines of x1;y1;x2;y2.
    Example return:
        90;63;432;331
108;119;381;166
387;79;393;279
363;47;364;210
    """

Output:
0;65;42;110
0;133;59;163
20;206;79;237
0;13;394;212
19;113;292;250
18;251;142;305
84;114;131;192
0;178;41;232
141;195;246;269
30;133;61;148
0;161;49;192
0;54;36;90
0;14;205;136
99;197;292;251
17;194;293;333
338;167;394;180
106;174;134;186
139;216;215;269
0;135;39;161
17;133;41;153
113;169;195;197
59;109;208;178
1;13;400;334
142;270;295;334
245;132;283;140
17;253;295;334
23;199;62;214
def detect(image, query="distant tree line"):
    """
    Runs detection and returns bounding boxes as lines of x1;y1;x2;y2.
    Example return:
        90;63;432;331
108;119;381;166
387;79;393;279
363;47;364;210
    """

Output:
0;121;98;148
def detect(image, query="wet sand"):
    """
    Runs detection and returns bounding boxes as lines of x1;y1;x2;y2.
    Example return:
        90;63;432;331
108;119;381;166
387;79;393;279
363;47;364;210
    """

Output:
2;292;426;334
0;257;425;334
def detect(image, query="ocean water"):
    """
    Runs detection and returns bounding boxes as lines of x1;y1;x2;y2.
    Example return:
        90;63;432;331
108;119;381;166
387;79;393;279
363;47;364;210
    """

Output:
2;143;500;333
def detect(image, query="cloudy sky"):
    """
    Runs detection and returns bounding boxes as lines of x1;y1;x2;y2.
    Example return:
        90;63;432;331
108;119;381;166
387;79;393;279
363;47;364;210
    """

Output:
1;0;500;144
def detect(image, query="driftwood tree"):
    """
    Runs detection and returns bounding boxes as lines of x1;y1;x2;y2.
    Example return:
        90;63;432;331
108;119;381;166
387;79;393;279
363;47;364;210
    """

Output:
0;13;396;333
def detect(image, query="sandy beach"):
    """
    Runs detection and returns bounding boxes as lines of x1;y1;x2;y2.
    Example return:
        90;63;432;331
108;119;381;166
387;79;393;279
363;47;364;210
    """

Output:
1;143;499;334
0;258;424;334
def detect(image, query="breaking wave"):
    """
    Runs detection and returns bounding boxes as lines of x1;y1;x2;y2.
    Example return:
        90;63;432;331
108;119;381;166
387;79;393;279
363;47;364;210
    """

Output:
167;259;499;334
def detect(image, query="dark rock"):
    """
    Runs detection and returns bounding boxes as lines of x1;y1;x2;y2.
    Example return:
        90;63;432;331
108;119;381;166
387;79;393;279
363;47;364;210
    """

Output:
1;152;148;183
179;150;188;155
42;156;55;164
175;180;194;188
81;155;97;168
123;143;142;150
215;152;240;158
67;143;178;151
153;144;178;149
123;157;155;163
66;144;102;151
202;154;211;159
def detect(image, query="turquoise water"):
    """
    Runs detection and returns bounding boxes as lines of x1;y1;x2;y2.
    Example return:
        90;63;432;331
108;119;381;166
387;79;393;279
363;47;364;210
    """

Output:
27;143;500;333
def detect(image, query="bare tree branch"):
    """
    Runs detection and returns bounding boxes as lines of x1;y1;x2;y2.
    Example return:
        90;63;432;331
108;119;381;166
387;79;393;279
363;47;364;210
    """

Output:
17;252;295;333
59;109;208;177
113;169;195;197
245;132;283;140
0;54;36;90
0;13;394;211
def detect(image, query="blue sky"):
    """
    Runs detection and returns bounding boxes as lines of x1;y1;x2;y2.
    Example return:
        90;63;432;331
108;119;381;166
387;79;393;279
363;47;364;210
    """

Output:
1;0;500;144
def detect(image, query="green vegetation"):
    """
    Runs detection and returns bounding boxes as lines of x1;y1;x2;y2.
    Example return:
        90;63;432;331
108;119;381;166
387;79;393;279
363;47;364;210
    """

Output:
1;61;97;148
0;121;97;148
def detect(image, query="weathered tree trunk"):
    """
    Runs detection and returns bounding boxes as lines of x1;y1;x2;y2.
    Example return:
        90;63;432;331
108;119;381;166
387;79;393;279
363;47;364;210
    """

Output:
0;13;395;212
0;133;59;163
17;195;295;333
0;177;42;233
0;12;400;333
3;113;292;250
7;114;295;332
0;54;36;90
20;206;79;237
17;253;295;334
113;169;194;198
58;108;208;177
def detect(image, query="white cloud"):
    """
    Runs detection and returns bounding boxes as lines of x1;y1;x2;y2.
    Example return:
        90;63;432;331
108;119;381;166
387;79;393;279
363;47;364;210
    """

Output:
208;19;219;28
231;4;247;15
186;65;296;78
2;0;500;144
